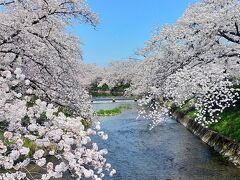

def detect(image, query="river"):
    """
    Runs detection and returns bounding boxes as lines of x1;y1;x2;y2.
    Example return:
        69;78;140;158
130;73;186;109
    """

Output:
93;100;240;180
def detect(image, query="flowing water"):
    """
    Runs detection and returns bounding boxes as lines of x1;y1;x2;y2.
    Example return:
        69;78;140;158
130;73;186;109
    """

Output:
93;100;240;180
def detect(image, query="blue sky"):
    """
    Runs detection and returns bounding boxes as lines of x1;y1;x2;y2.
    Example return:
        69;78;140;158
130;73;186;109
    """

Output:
72;0;197;66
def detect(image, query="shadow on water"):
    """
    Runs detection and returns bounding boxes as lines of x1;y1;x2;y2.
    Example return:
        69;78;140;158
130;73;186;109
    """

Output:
93;101;240;180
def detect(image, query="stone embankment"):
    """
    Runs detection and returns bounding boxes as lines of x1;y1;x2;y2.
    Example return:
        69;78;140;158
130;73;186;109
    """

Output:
172;109;240;166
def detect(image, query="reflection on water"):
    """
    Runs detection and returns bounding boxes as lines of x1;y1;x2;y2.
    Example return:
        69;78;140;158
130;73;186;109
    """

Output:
93;101;240;180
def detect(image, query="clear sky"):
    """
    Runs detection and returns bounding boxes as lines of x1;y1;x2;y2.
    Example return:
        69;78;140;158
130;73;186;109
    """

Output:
72;0;197;66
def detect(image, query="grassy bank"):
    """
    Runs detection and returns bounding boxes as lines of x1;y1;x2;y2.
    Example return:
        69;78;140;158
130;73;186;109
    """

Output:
95;105;132;117
172;100;240;142
209;102;240;141
169;100;197;119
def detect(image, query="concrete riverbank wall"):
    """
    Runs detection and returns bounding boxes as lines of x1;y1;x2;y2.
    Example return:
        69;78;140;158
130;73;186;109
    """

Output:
172;110;240;166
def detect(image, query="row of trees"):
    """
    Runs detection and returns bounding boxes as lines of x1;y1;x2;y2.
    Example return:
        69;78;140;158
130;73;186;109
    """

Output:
0;0;115;179
1;0;240;178
100;0;240;128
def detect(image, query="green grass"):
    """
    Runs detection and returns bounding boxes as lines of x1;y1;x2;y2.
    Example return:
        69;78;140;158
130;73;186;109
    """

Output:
96;108;122;116
186;110;197;119
23;138;38;157
95;105;131;117
174;99;240;142
0;131;15;146
210;103;240;141
0;131;37;156
174;100;197;119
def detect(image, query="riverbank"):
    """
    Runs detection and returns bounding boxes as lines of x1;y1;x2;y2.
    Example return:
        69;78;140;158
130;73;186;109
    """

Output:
94;101;240;179
95;105;132;117
171;106;240;166
209;101;240;142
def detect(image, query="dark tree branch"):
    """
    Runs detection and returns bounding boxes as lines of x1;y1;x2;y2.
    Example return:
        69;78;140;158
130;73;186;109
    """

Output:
218;31;240;44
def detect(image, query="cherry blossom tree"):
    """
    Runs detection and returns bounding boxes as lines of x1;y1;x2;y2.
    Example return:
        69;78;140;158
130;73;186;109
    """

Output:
99;59;140;92
0;1;116;179
134;0;240;127
78;63;105;88
0;68;115;179
0;0;99;118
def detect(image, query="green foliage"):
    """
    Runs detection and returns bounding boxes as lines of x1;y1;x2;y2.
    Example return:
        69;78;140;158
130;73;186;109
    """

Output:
90;83;109;91
81;119;91;129
0;131;15;146
111;83;130;95
21;115;30;127
54;106;74;117
174;96;240;142
26;95;38;107
186;110;197;119
101;84;110;91
36;112;47;125
0;130;37;157
174;100;196;119
90;83;130;97
111;83;130;92
165;100;175;109
95;105;131;117
0;132;35;160
23;138;38;157
210;102;240;141
0;131;3;141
